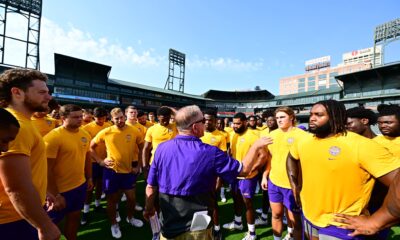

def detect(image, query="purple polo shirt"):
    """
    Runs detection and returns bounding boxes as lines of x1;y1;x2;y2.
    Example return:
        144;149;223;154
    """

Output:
147;135;242;196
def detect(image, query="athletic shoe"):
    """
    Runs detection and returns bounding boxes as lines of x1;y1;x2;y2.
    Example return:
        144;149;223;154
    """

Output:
126;216;144;227
101;192;106;199
213;229;222;240
223;221;243;230
242;232;257;240
80;212;88;225
116;211;121;222
283;233;293;240
121;193;127;202
135;204;143;211
111;224;122;239
255;208;263;214
255;216;268;226
220;193;227;203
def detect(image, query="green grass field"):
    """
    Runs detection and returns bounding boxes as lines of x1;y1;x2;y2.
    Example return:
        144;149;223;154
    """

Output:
63;177;400;240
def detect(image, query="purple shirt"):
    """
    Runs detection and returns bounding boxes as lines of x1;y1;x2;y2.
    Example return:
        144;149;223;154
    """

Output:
147;135;242;196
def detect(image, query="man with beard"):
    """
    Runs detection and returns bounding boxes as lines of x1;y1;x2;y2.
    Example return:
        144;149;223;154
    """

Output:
91;108;144;239
44;104;93;240
287;100;400;240
0;69;60;240
200;109;227;240
223;112;267;240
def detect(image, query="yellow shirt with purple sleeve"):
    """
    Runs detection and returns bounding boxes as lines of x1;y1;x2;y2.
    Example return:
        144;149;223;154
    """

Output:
289;132;400;227
0;108;47;224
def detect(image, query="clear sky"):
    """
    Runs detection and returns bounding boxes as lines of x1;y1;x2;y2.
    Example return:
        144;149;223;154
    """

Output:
9;0;400;95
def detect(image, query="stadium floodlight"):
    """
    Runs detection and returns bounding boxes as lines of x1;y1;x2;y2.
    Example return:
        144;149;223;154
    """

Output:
373;18;400;67
164;49;186;93
0;0;42;15
0;0;42;69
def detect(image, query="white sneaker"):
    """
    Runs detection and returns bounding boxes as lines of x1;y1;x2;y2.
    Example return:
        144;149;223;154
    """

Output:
220;194;227;203
242;232;257;240
255;208;263;214
223;221;243;230
116;211;121;222
135;204;143;211
111;224;122;239
283;233;293;240
255;216;268;226
121;193;127;202
126;216;144;227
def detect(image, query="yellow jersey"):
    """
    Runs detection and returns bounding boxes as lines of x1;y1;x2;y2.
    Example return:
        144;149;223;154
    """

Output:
94;125;144;173
0;108;47;224
83;121;112;161
201;129;227;152
231;129;260;179
262;128;309;188
31;116;57;137
290;132;400;227
374;135;400;156
44;127;90;193
144;123;178;164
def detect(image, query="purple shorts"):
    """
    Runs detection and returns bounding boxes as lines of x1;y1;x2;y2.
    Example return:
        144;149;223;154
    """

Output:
103;168;137;195
48;182;87;223
303;217;364;240
268;179;301;213
0;219;38;240
92;162;103;180
232;177;258;199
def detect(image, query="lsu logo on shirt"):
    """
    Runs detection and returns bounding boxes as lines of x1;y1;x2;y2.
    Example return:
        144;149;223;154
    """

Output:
81;137;88;147
126;134;132;142
328;146;341;160
210;137;216;144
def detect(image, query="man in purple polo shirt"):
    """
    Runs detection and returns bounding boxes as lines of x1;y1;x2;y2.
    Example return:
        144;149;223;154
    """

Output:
143;105;272;240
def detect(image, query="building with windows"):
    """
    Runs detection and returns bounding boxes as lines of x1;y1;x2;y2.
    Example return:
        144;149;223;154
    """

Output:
279;62;370;95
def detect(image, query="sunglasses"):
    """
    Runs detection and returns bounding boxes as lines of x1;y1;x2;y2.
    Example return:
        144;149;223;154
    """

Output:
191;118;206;126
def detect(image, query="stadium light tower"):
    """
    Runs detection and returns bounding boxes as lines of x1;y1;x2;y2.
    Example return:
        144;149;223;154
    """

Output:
373;18;400;67
0;0;42;69
164;48;185;93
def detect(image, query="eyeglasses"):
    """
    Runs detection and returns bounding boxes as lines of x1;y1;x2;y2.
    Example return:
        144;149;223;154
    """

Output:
190;118;206;126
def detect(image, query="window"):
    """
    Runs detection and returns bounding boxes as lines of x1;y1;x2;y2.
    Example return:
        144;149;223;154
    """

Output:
308;76;315;81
